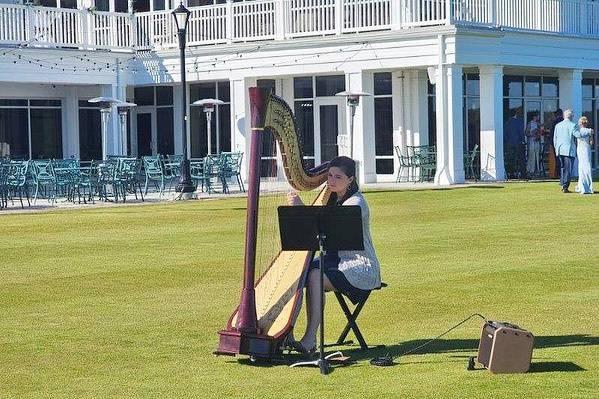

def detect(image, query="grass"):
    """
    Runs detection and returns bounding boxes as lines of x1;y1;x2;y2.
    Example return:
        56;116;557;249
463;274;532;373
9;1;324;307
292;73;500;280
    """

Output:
0;182;597;398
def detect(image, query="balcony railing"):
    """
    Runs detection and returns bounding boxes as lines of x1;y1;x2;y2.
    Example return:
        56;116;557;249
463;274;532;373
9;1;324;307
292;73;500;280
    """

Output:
0;4;133;50
0;0;597;52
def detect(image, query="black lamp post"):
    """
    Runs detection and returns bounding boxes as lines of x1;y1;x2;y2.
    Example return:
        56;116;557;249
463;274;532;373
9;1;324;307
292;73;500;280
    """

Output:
172;2;195;195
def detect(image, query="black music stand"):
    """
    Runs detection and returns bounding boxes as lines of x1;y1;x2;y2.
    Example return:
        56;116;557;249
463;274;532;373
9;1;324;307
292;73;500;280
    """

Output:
278;205;364;375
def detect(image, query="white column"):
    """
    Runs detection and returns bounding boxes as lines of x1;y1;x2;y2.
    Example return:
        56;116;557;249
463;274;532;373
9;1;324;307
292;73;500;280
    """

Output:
407;70;429;147
559;69;583;177
559;69;583;120
230;77;256;180
63;86;80;159
392;70;405;178
479;65;505;181
346;70;375;183
100;84;119;158
447;66;465;183
434;65;464;185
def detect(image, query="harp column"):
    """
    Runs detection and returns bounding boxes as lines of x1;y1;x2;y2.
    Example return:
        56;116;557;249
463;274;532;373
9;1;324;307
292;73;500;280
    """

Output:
344;69;376;183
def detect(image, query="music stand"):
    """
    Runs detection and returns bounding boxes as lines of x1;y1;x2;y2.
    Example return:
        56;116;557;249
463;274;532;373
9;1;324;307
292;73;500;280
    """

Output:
278;205;364;375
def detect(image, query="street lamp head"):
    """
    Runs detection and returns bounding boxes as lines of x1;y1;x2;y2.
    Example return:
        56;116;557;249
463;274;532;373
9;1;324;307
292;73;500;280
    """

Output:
172;2;191;32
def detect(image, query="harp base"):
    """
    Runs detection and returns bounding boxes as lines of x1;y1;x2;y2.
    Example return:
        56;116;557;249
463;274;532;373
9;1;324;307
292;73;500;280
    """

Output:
217;329;281;359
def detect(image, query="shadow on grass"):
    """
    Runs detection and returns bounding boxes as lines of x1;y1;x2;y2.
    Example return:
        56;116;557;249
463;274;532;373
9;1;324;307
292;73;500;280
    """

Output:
223;334;595;371
337;334;598;363
528;362;586;373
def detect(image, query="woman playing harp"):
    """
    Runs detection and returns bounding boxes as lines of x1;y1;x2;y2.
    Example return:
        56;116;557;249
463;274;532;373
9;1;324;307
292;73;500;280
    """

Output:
285;156;381;354
217;87;334;359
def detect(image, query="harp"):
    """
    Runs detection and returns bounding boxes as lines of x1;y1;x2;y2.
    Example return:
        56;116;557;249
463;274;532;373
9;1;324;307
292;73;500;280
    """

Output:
216;87;330;359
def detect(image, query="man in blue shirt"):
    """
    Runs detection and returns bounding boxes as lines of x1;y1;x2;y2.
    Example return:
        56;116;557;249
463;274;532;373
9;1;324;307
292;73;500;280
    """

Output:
553;109;579;193
504;111;525;179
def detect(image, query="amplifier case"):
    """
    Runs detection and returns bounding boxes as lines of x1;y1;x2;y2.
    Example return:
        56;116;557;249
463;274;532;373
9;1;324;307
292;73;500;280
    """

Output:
477;321;534;374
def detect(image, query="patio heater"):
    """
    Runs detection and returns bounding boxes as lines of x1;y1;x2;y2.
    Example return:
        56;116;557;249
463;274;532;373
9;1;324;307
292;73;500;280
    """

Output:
335;91;372;159
191;99;224;155
116;101;136;156
88;96;122;160
335;91;371;182
172;2;195;197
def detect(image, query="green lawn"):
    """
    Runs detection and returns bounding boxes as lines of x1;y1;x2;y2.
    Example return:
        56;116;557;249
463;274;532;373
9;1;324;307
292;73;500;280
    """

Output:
0;182;597;399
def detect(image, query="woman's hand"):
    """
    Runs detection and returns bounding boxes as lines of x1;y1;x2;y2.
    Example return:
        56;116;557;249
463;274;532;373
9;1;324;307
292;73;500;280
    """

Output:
287;191;302;206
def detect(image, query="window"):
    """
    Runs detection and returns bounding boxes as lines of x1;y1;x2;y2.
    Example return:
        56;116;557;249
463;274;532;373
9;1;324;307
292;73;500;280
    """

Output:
463;73;480;153
189;81;231;157
374;73;392;96
79;103;102;161
133;86;175;156
0;99;62;160
524;76;541;97
294;101;314;165
156;86;173;106
134;87;155;106
504;76;523;97
0;108;29;159
294;77;313;99
374;72;393;174
427;81;436;146
315;75;345;97
503;75;560;133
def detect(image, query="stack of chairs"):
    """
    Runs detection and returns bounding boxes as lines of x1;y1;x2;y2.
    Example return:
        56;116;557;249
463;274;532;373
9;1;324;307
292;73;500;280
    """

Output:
395;145;437;183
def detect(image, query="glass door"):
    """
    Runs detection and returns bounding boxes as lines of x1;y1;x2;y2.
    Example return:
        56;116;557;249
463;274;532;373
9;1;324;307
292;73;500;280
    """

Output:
134;110;156;157
314;97;346;164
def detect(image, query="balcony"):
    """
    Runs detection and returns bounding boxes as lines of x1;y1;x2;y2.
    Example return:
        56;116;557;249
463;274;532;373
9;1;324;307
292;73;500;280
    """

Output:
0;0;597;52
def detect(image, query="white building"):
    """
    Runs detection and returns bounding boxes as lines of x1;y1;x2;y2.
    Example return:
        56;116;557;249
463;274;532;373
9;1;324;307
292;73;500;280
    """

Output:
1;0;598;184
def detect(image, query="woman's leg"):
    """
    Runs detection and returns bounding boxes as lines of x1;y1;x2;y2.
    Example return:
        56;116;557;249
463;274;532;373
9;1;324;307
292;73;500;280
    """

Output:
300;268;334;350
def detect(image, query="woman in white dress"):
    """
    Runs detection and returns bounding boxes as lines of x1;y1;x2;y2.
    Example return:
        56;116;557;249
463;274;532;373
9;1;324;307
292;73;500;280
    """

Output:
575;116;594;194
525;114;541;177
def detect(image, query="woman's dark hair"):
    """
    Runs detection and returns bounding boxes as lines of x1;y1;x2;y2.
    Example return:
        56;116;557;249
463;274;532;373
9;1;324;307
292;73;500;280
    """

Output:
326;156;359;206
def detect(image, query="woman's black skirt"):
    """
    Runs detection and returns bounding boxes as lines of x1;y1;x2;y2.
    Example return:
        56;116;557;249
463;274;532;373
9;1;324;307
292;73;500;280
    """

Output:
310;252;370;305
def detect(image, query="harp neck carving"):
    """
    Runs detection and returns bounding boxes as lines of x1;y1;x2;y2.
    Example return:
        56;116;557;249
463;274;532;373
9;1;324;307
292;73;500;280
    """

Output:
250;88;329;191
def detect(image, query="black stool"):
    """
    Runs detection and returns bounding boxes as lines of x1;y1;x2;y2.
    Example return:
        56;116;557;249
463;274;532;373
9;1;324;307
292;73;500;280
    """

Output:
328;282;387;350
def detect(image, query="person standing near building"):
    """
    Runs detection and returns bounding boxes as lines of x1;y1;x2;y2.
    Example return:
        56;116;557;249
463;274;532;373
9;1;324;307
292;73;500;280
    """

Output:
547;109;563;179
525;114;541;178
574;116;594;194
553;109;579;193
504;111;526;179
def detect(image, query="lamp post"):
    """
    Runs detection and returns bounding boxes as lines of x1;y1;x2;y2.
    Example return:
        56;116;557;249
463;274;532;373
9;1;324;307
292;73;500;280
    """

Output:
88;96;122;160
335;91;372;159
172;2;195;196
191;99;225;155
116;101;136;156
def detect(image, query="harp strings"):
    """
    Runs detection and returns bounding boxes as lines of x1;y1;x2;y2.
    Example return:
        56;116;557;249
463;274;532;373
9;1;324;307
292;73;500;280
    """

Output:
255;128;285;286
252;92;323;326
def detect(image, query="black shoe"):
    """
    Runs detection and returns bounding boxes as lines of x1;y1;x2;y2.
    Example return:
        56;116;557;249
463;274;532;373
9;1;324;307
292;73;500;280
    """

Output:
562;188;570;193
285;338;316;355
